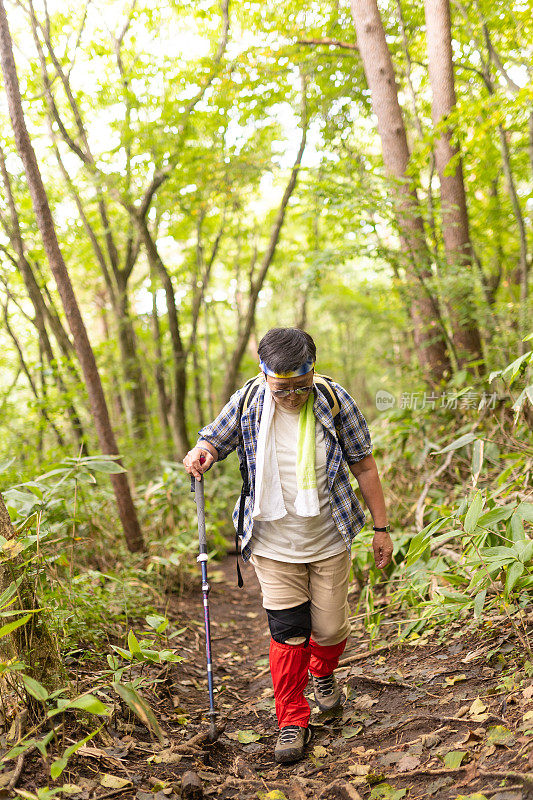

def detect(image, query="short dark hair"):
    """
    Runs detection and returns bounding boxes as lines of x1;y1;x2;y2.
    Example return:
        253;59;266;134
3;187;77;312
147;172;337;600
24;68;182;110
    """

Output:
257;328;316;375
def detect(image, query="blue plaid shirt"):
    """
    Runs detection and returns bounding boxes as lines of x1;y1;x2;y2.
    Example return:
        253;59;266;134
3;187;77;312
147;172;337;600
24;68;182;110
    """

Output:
197;377;373;562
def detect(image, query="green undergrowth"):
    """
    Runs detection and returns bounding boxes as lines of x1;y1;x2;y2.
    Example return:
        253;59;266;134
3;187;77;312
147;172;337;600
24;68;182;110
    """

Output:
0;457;235;651
351;337;533;650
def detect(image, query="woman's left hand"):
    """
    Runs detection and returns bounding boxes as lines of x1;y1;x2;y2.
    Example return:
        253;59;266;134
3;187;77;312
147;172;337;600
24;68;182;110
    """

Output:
372;531;393;570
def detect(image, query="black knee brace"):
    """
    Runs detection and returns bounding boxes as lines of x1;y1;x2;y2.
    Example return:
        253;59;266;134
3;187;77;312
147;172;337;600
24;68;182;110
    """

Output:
266;601;312;646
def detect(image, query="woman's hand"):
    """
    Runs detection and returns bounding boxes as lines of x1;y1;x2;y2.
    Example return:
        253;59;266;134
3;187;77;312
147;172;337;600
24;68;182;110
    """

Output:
183;445;217;480
372;531;393;570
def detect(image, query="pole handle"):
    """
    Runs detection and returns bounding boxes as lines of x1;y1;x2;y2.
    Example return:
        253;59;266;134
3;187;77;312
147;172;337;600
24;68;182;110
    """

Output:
192;474;208;555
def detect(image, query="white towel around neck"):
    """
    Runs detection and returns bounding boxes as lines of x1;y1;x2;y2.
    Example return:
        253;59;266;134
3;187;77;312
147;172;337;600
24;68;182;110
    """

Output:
252;384;286;521
252;384;320;521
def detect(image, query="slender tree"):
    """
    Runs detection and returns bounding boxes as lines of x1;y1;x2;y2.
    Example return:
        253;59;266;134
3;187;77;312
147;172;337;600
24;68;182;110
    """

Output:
423;0;485;368
350;0;452;383
221;74;310;402
0;0;144;552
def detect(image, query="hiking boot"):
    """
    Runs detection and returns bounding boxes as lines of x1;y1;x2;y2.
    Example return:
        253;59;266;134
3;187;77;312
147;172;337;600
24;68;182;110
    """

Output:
312;672;342;712
274;725;312;763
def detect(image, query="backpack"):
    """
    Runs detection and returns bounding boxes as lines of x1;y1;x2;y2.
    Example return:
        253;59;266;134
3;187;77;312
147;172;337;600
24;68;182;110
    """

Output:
234;373;344;587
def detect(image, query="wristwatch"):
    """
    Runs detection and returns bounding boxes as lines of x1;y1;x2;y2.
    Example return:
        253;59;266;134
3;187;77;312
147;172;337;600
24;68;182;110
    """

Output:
372;525;391;532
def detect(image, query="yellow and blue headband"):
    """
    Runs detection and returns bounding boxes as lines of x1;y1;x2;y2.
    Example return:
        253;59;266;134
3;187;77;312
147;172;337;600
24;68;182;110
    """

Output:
259;358;315;378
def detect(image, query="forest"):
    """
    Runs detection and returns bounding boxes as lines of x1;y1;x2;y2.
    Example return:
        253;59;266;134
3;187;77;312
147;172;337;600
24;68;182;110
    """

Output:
0;0;531;797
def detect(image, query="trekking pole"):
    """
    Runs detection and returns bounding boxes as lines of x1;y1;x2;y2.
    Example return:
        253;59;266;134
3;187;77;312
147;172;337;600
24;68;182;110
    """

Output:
191;472;218;743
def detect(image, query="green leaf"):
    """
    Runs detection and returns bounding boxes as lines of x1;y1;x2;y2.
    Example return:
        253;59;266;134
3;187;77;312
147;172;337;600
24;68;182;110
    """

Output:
431;433;477;454
68;694;110;715
517;503;533;523
477;506;515;528
473;590;486;619
49;693;110;718
236;729;261;743
84;460;126;474
487;725;515;746
471;439;484;485
111;645;133;661
0;613;31;639
341;724;362;739
443;750;467;768
145;614;169;633
21;674;49;702
50;726;102;779
513;539;533;563
370;784;407;800
405;532;430;568
50;757;68;780
510;513;525;541
112;681;165;743
464;491;484;535
0;576;23;610
501;352;531;385
505;562;523;595
128;629;141;656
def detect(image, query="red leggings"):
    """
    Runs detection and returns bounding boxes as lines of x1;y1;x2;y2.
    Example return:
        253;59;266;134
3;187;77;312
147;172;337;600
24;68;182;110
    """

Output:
269;636;347;728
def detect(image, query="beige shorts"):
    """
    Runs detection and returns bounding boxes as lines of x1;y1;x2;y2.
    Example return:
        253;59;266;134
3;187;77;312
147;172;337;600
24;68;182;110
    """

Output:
249;550;352;647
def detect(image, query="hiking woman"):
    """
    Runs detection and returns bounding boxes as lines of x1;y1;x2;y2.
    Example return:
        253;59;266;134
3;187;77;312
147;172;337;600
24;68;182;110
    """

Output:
183;327;392;763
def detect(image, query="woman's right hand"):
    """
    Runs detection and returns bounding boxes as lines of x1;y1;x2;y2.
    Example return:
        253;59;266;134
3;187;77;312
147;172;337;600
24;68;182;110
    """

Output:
183;446;216;480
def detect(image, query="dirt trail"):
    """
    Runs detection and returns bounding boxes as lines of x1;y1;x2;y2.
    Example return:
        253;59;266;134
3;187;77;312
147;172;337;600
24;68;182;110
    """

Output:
15;556;532;799
164;557;532;800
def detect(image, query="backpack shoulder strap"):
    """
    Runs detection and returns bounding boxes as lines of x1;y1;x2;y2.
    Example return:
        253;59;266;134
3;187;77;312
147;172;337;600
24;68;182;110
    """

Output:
314;373;341;420
235;373;264;589
239;373;264;419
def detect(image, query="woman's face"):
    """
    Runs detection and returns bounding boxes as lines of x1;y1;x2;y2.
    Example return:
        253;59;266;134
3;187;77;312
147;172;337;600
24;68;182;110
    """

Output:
265;369;315;412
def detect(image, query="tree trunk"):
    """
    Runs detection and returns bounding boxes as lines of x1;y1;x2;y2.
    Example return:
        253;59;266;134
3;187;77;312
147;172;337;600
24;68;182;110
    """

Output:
0;0;144;552
136;215;190;457
423;0;485;369
221;75;310;402
114;271;150;439
350;0;451;383
0;145;88;452
150;270;172;450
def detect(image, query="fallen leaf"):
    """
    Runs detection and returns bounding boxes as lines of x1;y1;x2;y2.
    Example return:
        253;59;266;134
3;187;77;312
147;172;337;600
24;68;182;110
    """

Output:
369;784;407;800
228;730;261;744
468;697;489;722
443;750;467;768
313;745;328;758
461;648;487;664
147;746;182;765
422;732;442;748
353;693;379;710
444;674;467;686
397;754;421;772
486;725;515;746
469;698;487;716
379;752;403;767
100;774;132;789
522;685;533;700
426;777;453;795
257;792;288;800
457;729;483;747
452;795;488;800
342;725;363;739
348;763;371;776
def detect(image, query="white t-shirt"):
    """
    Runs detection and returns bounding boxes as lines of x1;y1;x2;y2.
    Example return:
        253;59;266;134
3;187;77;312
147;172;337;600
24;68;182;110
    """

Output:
251;403;346;563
